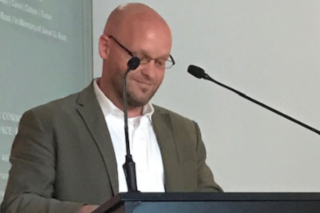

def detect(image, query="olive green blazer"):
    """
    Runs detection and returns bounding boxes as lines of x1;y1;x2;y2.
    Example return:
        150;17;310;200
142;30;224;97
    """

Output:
1;83;222;213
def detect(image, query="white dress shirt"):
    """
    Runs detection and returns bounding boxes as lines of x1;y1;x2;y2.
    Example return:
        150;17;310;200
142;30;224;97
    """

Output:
93;80;165;192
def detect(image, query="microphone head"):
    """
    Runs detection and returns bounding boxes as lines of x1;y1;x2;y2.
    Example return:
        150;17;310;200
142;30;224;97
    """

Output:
188;65;206;79
127;57;140;70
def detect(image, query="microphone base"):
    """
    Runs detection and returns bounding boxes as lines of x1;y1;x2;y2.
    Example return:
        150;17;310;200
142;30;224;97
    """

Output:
123;155;138;192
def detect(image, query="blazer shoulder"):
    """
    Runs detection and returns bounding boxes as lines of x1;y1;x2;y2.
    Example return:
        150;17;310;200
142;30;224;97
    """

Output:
26;82;95;116
153;104;196;126
28;92;80;116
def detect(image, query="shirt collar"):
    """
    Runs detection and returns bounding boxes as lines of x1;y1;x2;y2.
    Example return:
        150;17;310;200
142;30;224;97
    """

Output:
93;78;154;120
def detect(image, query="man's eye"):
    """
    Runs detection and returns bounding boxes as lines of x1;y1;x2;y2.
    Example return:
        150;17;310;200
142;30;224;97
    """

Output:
156;59;166;66
137;56;149;63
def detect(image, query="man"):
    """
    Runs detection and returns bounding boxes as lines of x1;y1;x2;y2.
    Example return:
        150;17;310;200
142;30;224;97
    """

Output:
1;3;222;213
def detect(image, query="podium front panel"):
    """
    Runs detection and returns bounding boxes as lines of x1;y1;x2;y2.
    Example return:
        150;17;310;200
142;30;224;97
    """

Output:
93;192;320;213
124;200;320;213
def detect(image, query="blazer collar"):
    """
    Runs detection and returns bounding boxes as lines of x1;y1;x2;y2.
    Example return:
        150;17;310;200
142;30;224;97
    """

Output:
76;82;119;195
152;106;181;192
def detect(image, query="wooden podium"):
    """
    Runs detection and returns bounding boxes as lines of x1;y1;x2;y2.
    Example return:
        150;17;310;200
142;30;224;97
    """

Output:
93;192;320;213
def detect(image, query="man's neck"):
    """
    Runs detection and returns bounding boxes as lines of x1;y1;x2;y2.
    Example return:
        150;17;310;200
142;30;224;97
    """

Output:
98;78;143;118
126;106;143;118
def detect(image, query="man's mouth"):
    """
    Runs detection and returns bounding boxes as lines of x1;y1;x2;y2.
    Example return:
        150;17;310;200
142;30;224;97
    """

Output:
134;80;152;91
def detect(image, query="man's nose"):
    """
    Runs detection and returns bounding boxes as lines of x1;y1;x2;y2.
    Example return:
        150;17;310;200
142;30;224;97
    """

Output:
140;61;157;79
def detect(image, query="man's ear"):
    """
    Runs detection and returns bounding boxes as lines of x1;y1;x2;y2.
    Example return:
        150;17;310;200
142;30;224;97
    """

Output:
99;34;110;59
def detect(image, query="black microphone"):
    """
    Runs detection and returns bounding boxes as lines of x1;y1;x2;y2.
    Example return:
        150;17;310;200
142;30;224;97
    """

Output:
188;65;320;136
127;57;140;70
188;65;206;79
123;57;140;192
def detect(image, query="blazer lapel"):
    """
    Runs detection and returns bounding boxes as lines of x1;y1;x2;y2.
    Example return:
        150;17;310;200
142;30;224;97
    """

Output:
152;107;182;192
76;83;119;195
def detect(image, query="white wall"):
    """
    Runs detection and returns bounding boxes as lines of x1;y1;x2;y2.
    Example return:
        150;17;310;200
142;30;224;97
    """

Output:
92;0;320;192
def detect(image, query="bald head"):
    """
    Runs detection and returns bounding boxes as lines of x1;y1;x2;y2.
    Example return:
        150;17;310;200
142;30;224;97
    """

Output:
98;3;173;114
104;3;171;38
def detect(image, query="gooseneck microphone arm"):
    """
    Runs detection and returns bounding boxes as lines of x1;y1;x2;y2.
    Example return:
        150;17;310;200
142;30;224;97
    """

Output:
188;65;320;136
123;57;140;192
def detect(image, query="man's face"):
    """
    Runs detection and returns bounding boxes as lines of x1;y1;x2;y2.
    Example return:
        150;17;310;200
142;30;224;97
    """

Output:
105;23;172;108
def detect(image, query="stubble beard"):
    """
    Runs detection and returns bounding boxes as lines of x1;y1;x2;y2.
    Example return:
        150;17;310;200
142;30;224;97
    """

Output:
124;83;157;108
126;86;156;107
114;79;157;108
